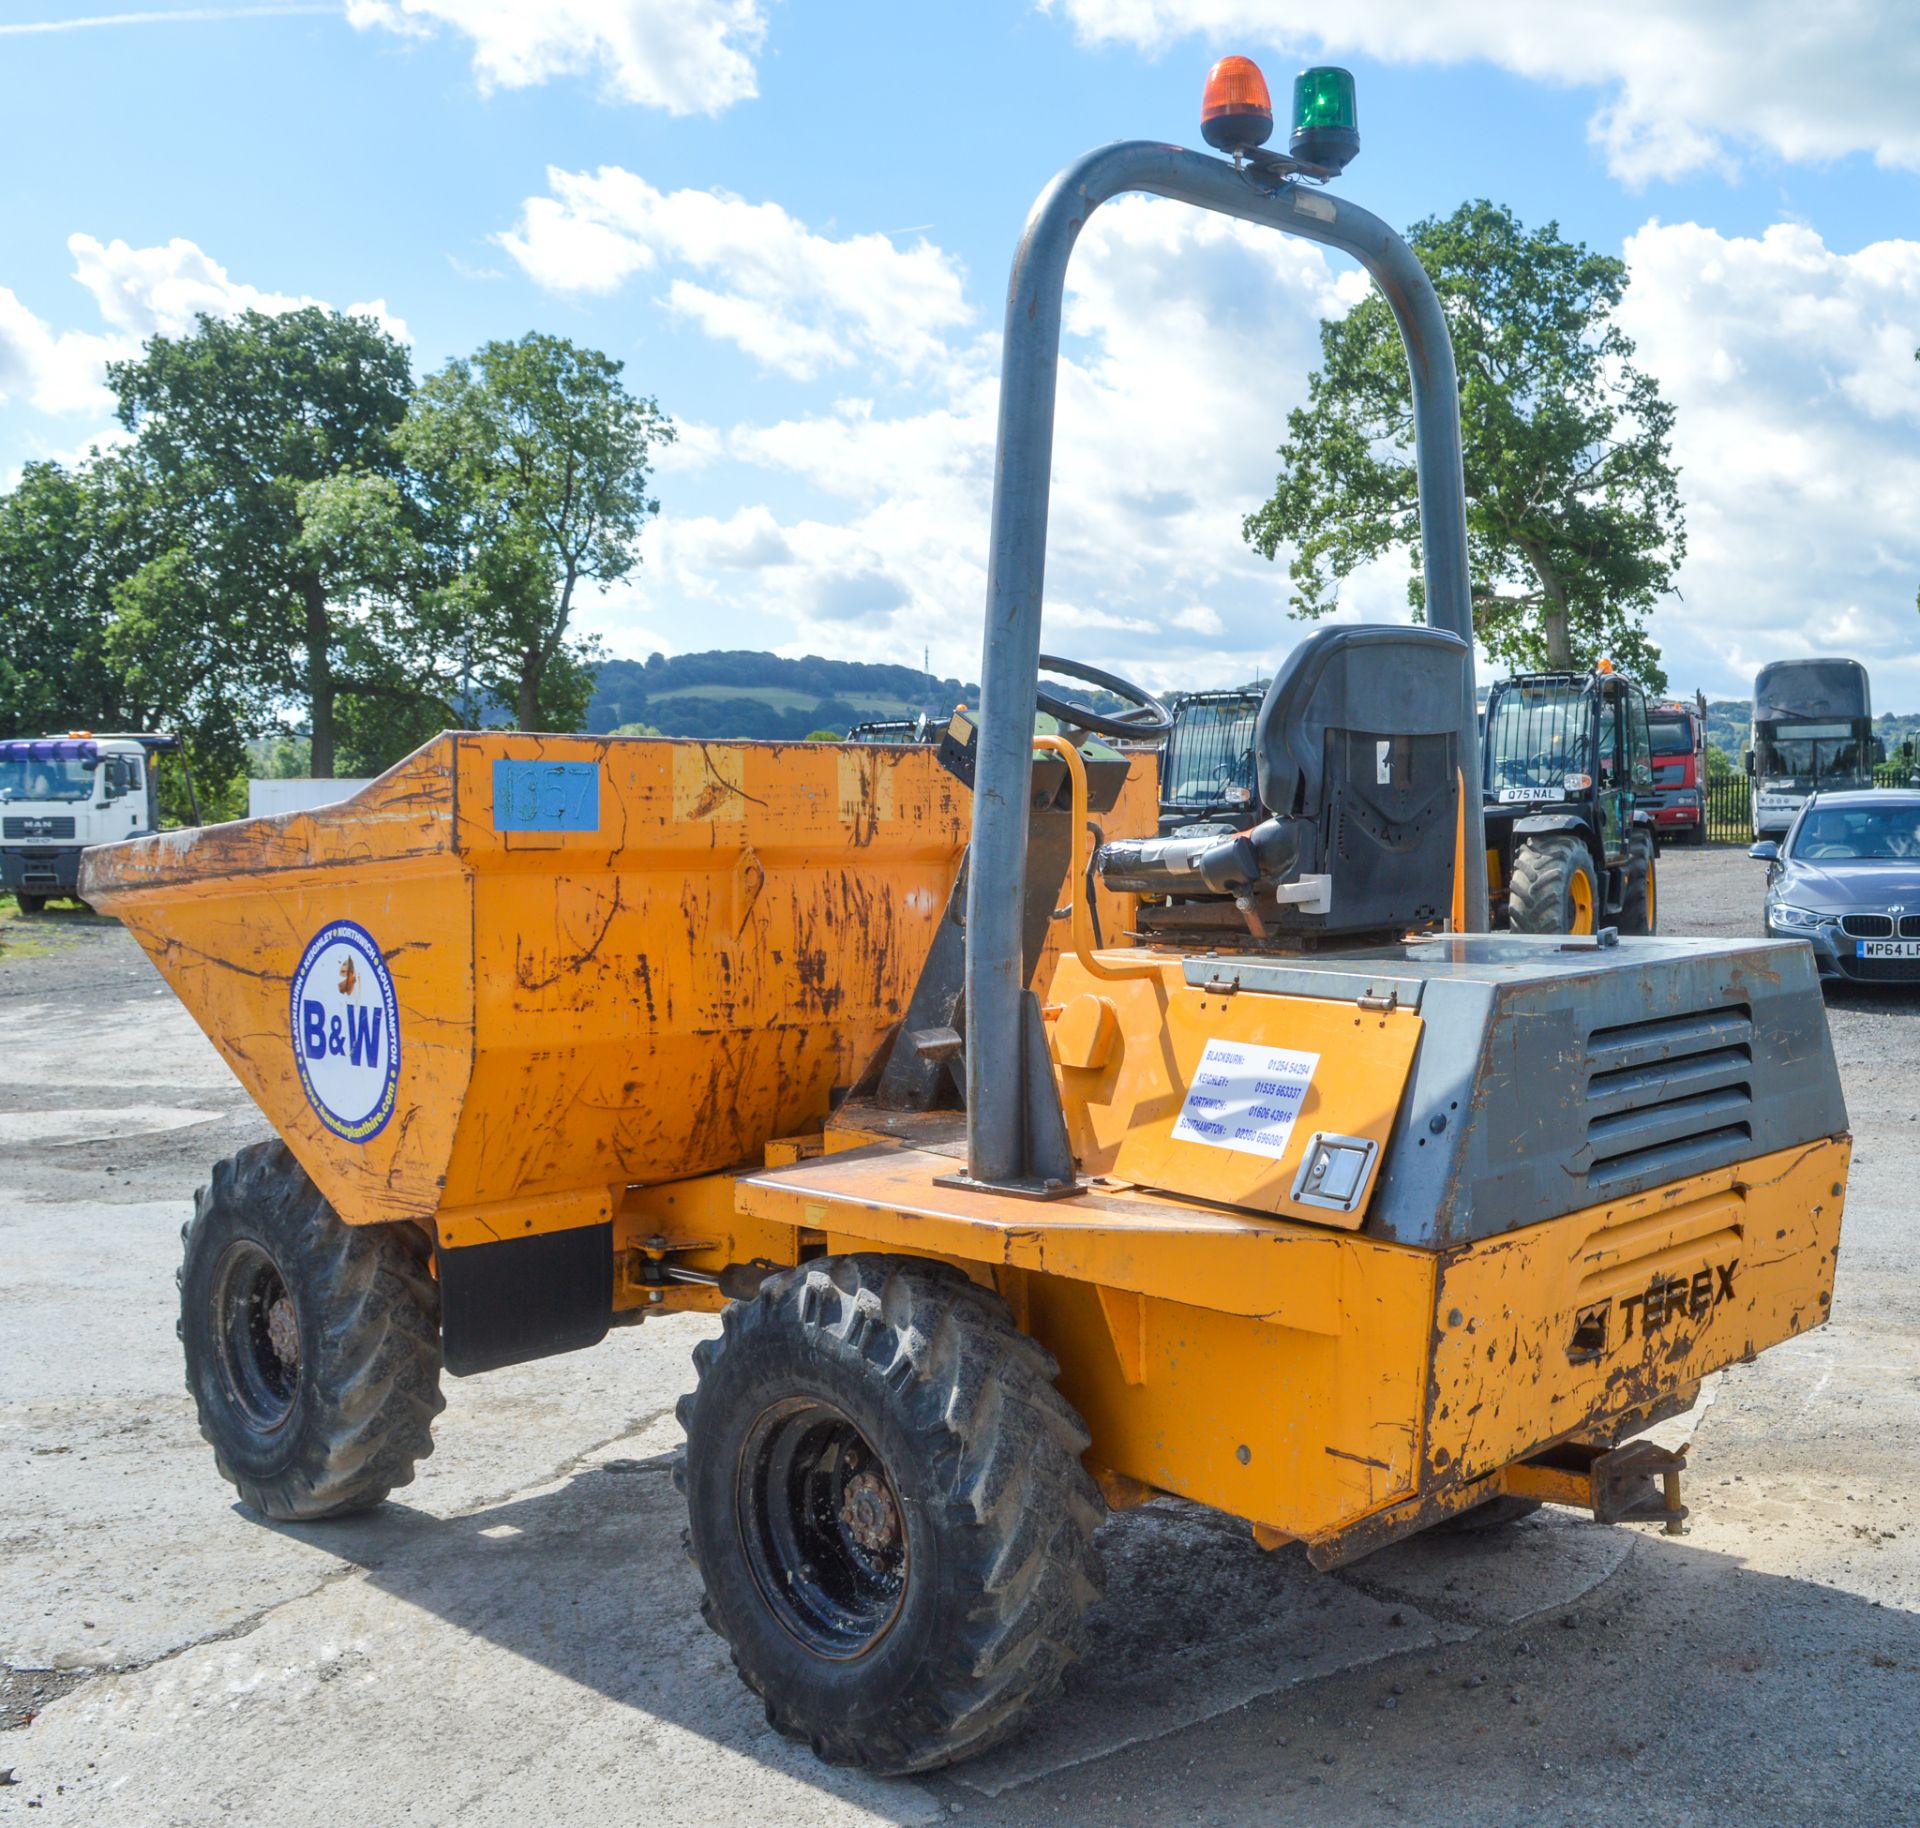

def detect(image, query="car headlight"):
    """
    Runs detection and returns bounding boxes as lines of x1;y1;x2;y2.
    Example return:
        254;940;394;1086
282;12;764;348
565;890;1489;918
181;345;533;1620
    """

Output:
1768;904;1829;932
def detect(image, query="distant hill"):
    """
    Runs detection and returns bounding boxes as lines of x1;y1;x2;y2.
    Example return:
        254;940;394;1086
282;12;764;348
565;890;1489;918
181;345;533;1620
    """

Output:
1703;699;1920;762
586;651;977;742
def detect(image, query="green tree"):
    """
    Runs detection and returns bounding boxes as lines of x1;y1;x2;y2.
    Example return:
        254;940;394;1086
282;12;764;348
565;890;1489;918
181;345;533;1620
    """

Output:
1245;201;1684;689
0;452;250;789
108;306;433;776
396;334;674;730
0;459;135;736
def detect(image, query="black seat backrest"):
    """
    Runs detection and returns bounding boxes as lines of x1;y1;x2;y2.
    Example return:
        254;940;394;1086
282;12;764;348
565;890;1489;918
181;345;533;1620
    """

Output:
1255;624;1468;936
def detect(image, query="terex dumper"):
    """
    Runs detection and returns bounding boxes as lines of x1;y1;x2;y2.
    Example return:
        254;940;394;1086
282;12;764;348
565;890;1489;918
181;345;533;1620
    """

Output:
83;58;1849;1778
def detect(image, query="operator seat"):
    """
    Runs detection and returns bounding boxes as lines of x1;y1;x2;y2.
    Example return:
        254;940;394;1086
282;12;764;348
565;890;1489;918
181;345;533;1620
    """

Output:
1098;623;1469;942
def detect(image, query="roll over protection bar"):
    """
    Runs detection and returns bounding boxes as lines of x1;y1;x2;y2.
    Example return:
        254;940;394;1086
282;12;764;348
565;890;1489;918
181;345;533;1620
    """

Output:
964;139;1488;1189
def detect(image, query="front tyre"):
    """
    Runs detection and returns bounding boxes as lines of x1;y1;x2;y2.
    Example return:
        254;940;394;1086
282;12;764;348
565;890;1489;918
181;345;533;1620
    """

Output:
1507;833;1599;936
179;1139;444;1520
678;1255;1104;1775
15;894;46;914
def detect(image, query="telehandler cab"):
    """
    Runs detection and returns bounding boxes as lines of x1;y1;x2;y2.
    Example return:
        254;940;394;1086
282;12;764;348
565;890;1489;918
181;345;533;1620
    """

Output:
1157;687;1263;832
1482;663;1660;935
85;56;1848;1778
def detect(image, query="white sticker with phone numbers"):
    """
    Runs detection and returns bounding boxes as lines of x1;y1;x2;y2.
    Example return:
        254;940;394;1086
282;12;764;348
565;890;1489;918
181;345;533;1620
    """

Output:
1171;1038;1319;1161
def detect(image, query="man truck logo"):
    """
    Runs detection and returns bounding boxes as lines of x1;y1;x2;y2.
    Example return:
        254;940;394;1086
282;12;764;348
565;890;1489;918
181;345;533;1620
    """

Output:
290;920;400;1144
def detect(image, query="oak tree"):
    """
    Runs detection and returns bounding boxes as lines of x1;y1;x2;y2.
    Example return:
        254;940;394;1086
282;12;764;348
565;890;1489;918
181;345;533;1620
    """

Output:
1244;201;1684;688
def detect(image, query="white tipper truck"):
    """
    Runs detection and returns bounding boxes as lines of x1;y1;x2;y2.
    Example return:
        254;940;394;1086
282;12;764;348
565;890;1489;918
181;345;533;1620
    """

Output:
0;733;197;912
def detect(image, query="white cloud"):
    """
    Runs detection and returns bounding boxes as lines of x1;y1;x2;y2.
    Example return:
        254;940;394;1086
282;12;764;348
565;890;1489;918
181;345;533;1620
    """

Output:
585;192;1366;686
0;288;122;415
499;168;974;380
1618;219;1920;703
0;234;406;419
573;173;1920;707
69;235;405;344
1042;1;1920;184
345;0;764;114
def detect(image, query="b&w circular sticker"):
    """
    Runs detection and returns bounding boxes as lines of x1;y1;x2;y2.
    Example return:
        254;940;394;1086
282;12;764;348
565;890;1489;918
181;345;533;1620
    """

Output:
289;919;401;1143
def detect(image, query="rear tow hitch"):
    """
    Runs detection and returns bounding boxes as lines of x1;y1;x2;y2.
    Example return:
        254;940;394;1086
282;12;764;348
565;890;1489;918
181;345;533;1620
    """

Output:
1505;1438;1689;1534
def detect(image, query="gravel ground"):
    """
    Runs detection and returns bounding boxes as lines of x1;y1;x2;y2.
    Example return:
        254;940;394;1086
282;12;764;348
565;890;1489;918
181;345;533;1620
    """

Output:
2;850;1916;1825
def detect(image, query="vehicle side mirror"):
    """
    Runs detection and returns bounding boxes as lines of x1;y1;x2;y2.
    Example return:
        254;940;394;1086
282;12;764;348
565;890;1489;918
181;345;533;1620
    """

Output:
1747;840;1778;863
1872;737;1887;766
1742;750;1754;776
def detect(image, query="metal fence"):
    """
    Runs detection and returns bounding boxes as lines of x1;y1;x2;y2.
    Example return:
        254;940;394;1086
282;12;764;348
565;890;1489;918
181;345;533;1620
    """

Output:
1702;765;1917;844
1704;776;1753;844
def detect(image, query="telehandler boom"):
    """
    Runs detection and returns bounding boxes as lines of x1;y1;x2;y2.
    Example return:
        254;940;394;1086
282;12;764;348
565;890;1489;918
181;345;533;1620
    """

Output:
84;57;1848;1778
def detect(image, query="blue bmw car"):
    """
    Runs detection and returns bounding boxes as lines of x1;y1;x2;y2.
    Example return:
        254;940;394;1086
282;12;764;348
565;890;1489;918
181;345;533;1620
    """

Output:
1751;789;1920;983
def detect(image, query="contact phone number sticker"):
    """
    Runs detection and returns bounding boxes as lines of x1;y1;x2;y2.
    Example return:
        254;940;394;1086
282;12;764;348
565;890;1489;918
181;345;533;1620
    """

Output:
1171;1038;1320;1162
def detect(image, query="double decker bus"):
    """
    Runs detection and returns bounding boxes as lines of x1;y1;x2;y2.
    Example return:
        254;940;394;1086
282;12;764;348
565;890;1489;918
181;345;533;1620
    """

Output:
1747;658;1876;839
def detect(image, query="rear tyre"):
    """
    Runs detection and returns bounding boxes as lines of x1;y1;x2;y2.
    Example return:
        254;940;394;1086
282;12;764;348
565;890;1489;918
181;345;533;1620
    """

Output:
1507;834;1599;936
1431;1494;1544;1535
1617;829;1658;935
179;1139;443;1520
678;1255;1105;1775
15;894;46;914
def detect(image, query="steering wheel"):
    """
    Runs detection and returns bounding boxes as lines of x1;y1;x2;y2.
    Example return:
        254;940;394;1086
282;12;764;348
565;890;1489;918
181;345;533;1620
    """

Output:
1034;654;1173;742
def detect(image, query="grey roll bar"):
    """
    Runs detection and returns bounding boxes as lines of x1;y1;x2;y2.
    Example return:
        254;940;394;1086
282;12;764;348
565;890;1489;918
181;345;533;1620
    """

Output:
964;139;1489;1189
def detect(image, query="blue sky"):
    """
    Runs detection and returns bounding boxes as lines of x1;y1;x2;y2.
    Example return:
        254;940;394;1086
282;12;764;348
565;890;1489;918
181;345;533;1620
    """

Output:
4;0;1920;707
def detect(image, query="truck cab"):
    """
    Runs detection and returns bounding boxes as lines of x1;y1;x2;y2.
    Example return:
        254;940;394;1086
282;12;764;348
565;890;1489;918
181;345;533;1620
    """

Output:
1646;696;1707;845
0;733;179;912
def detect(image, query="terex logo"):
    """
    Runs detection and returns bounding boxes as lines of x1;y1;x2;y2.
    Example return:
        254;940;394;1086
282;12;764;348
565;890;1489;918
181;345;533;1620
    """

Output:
1569;1259;1738;1361
289;919;400;1144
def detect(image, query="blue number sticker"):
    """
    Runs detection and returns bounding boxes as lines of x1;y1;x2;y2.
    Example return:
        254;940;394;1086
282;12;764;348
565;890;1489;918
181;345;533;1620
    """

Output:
492;760;600;833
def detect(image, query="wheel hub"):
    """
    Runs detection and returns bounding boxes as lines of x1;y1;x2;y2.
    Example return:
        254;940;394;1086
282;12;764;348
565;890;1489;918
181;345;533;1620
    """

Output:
738;1400;909;1659
840;1470;899;1553
265;1295;300;1369
211;1241;302;1431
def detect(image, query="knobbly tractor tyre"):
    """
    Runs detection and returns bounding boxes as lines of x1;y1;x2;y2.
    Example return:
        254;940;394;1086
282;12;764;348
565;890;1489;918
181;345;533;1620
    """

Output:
1617;828;1658;935
1507;833;1599;936
677;1255;1105;1774
1430;1493;1542;1534
179;1138;444;1521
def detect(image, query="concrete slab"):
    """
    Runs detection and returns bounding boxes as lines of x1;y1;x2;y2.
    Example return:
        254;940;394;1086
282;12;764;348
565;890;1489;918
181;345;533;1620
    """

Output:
0;1106;221;1146
957;1501;1635;1797
8;860;1917;1828
17;1437;942;1828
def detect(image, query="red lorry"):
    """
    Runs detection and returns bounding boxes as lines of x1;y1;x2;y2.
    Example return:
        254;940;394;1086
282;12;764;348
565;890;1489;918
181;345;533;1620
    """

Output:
1646;694;1708;844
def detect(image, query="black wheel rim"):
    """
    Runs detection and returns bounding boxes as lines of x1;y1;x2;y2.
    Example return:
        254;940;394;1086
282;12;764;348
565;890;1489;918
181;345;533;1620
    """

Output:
211;1241;302;1430
737;1399;909;1659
